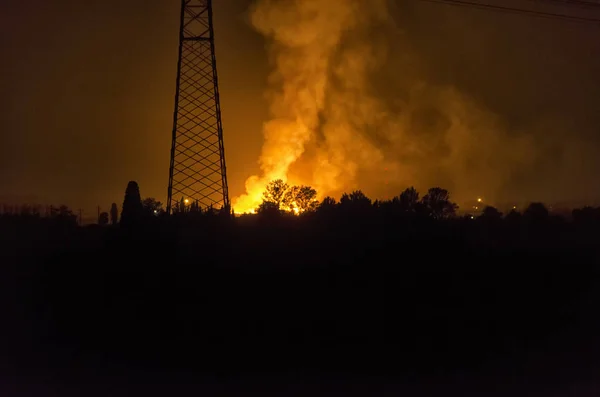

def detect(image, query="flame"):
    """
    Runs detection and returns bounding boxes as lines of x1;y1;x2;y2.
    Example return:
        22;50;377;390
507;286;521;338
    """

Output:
232;0;389;214
233;120;310;213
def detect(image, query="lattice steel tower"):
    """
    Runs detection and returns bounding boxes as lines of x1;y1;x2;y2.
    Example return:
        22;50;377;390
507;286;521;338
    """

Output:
167;0;229;214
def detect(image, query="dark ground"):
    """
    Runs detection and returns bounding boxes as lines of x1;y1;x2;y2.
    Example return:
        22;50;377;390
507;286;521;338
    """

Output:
1;213;599;396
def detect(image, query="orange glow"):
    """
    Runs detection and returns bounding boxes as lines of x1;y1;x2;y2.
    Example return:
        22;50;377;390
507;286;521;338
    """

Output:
232;0;390;214
230;0;539;214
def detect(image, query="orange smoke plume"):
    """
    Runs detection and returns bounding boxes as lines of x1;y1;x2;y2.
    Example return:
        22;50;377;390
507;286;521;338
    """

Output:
232;0;536;213
232;0;390;213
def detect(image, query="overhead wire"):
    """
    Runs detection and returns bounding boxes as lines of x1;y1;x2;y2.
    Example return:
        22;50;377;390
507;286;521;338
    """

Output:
526;0;600;10
418;0;600;24
538;0;600;8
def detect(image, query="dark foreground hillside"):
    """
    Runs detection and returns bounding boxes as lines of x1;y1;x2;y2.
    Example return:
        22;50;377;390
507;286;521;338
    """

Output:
1;213;599;396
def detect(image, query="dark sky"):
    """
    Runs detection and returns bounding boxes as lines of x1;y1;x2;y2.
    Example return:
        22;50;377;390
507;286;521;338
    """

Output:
1;0;599;214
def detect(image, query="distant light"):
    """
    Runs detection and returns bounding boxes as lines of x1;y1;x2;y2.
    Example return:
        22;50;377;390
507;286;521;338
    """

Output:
153;210;158;214
471;216;474;219
184;199;190;204
475;206;478;210
513;206;517;209
477;198;482;203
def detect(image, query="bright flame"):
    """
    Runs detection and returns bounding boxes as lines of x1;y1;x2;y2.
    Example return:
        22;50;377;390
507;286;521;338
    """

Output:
232;0;389;214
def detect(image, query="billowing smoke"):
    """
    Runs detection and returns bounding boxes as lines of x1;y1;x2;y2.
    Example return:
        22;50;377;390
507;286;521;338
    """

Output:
232;0;535;212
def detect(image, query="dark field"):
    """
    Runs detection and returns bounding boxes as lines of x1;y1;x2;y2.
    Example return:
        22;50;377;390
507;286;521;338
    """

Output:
1;210;599;396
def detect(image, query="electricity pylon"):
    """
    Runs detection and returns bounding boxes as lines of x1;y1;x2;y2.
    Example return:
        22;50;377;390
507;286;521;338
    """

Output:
167;0;229;214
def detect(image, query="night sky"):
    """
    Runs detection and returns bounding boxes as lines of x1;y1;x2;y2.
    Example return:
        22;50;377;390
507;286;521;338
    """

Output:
1;0;599;215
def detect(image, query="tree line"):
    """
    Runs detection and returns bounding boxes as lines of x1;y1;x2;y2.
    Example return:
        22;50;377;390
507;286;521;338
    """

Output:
257;179;466;221
3;179;600;227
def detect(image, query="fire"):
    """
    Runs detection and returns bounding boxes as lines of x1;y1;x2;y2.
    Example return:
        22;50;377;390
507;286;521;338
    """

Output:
232;0;389;214
229;0;542;214
232;176;267;214
232;170;289;214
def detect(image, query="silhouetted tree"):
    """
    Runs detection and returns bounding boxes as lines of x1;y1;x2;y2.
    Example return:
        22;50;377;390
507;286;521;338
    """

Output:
572;206;600;224
219;204;233;219
505;209;522;224
50;205;72;218
524;202;549;223
261;179;290;210
398;187;419;213
285;185;318;213
120;181;143;226
317;196;337;214
421;187;458;219
50;205;77;226
340;190;372;212
480;206;503;221
373;199;382;210
110;203;118;225
98;212;109;226
142;198;163;216
257;180;319;215
257;201;281;217
190;199;200;213
205;204;217;217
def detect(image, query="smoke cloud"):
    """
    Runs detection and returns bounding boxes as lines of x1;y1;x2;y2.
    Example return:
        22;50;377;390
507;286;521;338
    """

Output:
232;0;536;212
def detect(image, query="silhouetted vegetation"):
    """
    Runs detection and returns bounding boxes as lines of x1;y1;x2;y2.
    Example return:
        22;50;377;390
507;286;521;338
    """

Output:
258;179;318;214
120;181;143;226
98;211;109;226
110;202;119;225
1;181;600;378
142;197;164;216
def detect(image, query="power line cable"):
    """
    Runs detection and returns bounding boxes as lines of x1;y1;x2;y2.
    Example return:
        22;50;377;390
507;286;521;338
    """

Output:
526;0;600;10
418;0;600;23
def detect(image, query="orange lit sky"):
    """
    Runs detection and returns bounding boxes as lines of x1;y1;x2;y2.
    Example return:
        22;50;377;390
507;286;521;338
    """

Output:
1;0;600;215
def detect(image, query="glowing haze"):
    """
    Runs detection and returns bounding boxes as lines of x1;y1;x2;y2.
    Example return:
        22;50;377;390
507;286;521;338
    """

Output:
232;0;534;213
